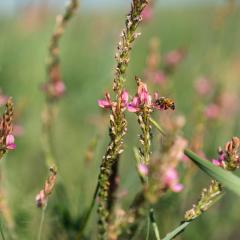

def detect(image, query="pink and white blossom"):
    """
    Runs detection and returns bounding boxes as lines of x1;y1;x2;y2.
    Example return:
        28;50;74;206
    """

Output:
6;134;16;150
98;90;129;111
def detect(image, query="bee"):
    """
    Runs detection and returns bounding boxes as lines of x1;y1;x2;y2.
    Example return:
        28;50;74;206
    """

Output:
155;97;175;110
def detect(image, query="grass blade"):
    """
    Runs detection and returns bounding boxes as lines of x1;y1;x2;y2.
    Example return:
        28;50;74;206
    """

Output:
184;149;240;196
162;222;190;240
150;118;166;136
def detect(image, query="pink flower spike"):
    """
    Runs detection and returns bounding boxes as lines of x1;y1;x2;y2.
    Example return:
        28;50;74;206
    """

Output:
98;93;112;109
6;134;16;150
137;163;149;176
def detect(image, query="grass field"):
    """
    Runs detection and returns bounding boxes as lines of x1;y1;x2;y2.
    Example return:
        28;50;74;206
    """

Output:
0;3;240;239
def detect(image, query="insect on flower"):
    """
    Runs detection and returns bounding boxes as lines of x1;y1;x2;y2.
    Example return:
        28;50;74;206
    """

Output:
154;97;175;110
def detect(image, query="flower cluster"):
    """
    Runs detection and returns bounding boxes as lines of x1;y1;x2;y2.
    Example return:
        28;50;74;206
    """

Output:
212;136;240;171
184;180;222;221
35;167;57;208
185;137;240;222
194;76;239;121
98;90;128;112
99;80;175;114
0;98;16;159
128;79;172;112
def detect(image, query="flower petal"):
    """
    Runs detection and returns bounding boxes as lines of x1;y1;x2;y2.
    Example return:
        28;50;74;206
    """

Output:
98;99;111;108
171;183;184;192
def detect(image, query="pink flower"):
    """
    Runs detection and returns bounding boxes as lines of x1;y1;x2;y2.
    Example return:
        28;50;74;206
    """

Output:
98;92;112;109
164;49;185;67
128;81;175;113
219;92;239;117
212;150;226;168
12;124;24;137
169;136;188;161
0;93;8;106
128;97;140;112
204;103;221;119
42;80;65;98
120;90;129;107
163;168;183;192
35;190;47;208
194;77;213;96
54;81;65;96
153;71;166;85
137;82;151;104
137;163;149;176
98;90;128;111
212;159;222;167
128;82;152;112
141;5;153;22
6;134;16;150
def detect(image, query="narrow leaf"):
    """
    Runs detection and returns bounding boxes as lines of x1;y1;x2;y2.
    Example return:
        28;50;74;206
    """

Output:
150;118;166;136
162;222;190;240
184;149;240;196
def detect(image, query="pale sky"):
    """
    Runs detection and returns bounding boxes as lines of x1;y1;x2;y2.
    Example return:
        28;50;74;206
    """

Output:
0;0;227;13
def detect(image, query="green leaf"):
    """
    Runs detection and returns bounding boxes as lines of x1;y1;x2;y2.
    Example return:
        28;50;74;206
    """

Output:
184;149;240;196
150;118;166;136
162;222;190;240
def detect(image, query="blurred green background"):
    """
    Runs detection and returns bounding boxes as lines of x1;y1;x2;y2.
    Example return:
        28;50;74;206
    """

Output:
0;1;240;239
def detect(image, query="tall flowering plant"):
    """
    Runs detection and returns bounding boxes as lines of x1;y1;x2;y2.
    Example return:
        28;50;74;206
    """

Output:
0;98;16;160
96;1;149;239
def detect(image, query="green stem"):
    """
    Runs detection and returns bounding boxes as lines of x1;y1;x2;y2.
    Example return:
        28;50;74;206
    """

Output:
0;218;5;240
37;207;46;240
146;214;150;240
77;182;99;238
162;221;190;240
149;208;161;240
149;117;166;136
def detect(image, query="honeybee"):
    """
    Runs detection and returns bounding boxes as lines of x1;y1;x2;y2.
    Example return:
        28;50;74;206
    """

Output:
155;97;175;110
